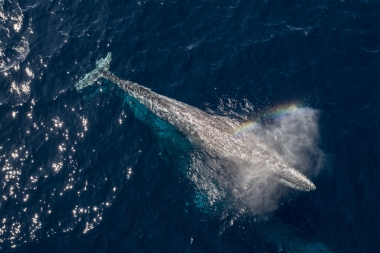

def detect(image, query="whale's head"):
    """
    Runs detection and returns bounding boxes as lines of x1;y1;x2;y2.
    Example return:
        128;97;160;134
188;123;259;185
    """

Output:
272;161;316;191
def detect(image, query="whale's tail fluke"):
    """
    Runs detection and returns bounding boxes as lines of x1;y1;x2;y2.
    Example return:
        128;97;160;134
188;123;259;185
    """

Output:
75;52;112;91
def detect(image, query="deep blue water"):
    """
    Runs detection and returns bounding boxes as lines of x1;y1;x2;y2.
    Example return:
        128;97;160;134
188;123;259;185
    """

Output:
0;0;379;252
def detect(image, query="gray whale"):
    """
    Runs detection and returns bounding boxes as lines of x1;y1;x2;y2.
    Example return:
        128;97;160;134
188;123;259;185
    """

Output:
75;53;316;191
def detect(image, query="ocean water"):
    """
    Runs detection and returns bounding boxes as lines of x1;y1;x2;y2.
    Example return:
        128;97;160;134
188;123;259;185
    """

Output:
0;0;379;252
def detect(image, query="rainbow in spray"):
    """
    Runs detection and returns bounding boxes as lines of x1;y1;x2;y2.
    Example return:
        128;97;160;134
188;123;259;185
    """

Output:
232;103;301;135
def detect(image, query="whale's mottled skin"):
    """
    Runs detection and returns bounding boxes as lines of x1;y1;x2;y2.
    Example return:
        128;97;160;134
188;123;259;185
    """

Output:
76;53;316;191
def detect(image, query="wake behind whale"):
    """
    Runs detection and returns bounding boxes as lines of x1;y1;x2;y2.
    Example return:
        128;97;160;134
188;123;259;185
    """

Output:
75;53;316;196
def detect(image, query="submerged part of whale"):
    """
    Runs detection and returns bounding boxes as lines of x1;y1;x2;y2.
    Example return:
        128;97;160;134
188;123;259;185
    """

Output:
75;53;316;192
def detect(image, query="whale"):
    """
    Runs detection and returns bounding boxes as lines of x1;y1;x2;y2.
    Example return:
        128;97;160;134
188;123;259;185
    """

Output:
75;53;316;191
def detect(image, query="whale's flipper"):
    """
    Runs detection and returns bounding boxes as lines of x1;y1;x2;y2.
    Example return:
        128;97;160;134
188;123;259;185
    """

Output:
75;52;112;91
